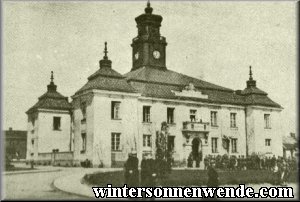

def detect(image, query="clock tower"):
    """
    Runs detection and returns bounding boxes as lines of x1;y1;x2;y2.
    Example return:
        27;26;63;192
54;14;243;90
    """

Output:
131;1;167;71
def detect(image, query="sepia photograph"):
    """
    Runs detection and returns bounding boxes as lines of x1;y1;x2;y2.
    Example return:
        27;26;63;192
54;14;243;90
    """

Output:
1;0;298;200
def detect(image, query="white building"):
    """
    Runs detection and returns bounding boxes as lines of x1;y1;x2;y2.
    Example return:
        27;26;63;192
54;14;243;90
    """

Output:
26;2;283;167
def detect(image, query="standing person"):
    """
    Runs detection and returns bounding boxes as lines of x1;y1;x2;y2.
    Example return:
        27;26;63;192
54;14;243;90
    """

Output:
187;152;193;168
280;158;288;186
271;155;277;168
207;162;219;187
148;154;158;187
204;155;209;170
124;151;139;187
207;162;219;200
272;161;280;185
140;154;149;186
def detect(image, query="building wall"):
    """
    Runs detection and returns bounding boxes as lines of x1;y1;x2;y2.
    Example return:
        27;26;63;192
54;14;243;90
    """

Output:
72;91;139;167
26;110;71;160
137;99;247;164
72;92;94;165
71;91;282;167
246;107;283;157
92;93;139;167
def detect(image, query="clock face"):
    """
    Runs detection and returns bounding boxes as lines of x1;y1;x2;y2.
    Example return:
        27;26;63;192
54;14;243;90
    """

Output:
134;52;139;60
153;50;160;59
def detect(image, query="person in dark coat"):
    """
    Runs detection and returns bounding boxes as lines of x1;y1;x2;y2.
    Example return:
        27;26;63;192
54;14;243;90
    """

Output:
204;155;209;170
207;161;219;200
148;155;158;187
207;162;219;187
141;154;150;186
124;151;139;187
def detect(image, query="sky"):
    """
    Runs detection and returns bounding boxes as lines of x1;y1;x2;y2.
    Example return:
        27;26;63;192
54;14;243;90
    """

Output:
2;1;297;135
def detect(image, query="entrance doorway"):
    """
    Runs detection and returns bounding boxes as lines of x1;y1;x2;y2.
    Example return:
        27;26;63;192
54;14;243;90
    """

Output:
192;138;202;167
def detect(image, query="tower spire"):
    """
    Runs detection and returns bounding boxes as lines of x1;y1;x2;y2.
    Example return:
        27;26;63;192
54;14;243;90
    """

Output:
145;0;153;14
50;71;54;83
99;41;112;69
103;41;108;59
249;66;253;80
246;65;256;88
47;71;57;92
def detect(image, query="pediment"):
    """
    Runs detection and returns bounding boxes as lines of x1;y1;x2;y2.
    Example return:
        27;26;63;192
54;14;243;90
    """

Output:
172;83;208;99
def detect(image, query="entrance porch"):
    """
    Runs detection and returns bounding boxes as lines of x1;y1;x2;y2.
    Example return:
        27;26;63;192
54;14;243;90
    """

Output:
182;121;210;168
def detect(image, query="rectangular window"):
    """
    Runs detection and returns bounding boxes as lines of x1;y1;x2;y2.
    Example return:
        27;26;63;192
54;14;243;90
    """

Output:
143;106;151;123
53;117;61;130
167;108;175;124
264;114;271;129
231;138;237;153
111;133;121;151
230;113;237;128
211;111;218;126
265;139;271;147
143;134;152;148
81;101;87;119
111;101;121;120
211;138;218;153
190;110;197;122
81;133;86;152
168;136;175;152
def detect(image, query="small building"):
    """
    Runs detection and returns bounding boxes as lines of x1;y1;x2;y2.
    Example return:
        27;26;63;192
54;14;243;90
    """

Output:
26;72;73;165
283;133;298;158
4;127;27;160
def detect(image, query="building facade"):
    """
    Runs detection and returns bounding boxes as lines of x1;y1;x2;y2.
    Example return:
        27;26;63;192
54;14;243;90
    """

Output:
26;3;283;167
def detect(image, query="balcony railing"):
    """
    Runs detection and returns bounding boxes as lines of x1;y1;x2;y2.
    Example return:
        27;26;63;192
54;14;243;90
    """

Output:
182;121;210;132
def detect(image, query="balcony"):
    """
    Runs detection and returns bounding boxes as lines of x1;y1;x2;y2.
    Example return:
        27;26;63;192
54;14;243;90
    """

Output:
182;121;210;133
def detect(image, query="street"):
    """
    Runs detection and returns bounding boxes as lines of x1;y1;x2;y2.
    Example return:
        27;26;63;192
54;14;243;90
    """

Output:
3;168;89;200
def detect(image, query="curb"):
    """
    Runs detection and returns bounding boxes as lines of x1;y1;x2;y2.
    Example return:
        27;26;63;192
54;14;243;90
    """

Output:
53;171;94;198
52;168;123;199
4;169;62;175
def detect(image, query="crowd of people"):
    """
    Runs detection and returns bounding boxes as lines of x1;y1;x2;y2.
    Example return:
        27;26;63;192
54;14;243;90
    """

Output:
124;152;297;188
203;154;297;186
124;152;169;187
203;154;298;171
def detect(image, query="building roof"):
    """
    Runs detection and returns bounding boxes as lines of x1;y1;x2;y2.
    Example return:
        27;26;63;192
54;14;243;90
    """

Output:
124;66;281;108
75;43;137;95
124;66;233;92
26;72;72;114
4;128;27;139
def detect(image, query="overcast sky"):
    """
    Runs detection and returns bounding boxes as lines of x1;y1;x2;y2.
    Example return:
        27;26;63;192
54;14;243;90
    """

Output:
3;1;297;135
